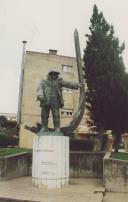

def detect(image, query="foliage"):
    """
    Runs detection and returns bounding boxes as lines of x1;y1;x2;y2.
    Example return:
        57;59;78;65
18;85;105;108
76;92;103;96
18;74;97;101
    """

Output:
0;133;19;147
0;128;18;137
70;139;94;151
0;115;17;129
0;116;8;128
0;116;18;142
83;5;128;151
6;120;17;128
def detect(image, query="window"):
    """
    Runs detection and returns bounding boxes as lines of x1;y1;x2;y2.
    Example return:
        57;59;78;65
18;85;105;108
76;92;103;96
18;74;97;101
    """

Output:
61;111;67;116
61;110;73;116
62;65;72;73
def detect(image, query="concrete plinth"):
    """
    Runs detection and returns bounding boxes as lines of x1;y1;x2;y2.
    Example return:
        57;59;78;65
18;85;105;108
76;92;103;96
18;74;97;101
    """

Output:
32;135;69;189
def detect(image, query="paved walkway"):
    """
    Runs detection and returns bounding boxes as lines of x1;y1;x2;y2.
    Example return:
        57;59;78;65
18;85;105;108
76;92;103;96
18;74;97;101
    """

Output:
0;177;104;202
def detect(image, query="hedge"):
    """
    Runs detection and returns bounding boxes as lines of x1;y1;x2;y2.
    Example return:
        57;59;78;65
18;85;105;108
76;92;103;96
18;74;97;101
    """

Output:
0;134;19;147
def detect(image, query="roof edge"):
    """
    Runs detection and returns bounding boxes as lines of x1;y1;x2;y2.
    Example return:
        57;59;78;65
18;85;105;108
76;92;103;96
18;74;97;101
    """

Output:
26;50;76;59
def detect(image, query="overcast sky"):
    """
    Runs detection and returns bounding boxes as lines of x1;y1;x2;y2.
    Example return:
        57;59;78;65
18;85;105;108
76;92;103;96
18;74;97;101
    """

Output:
0;0;128;114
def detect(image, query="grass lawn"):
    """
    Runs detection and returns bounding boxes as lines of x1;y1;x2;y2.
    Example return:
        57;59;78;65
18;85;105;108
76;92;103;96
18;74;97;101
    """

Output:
110;152;128;161
0;148;32;157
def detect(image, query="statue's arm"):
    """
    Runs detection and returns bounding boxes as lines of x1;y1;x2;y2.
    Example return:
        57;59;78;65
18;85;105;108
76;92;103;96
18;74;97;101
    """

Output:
37;80;44;101
60;79;79;90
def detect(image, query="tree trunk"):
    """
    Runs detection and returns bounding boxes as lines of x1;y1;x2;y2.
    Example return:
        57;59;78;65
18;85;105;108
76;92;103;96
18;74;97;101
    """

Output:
114;133;121;152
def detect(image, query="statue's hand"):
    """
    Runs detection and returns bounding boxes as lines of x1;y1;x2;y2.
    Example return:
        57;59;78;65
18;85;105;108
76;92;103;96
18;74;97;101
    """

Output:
37;96;44;102
78;83;85;88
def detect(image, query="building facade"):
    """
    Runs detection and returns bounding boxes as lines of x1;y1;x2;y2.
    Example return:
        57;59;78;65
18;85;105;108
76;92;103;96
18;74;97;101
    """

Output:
19;50;87;148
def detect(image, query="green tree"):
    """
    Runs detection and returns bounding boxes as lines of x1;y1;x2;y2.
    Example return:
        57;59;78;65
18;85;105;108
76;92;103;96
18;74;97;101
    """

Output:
83;4;128;152
0;116;8;128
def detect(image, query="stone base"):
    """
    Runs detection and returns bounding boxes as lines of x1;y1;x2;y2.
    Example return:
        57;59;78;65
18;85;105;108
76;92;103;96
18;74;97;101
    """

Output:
32;134;69;189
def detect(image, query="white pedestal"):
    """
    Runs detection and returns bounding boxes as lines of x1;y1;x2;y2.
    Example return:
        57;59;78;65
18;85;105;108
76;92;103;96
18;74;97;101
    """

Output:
32;135;69;189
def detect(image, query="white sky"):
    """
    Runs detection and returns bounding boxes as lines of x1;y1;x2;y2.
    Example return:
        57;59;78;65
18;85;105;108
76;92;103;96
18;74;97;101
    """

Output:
0;0;128;114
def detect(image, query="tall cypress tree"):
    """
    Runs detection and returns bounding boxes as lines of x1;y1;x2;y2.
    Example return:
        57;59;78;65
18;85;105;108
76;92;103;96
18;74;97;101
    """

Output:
83;5;128;152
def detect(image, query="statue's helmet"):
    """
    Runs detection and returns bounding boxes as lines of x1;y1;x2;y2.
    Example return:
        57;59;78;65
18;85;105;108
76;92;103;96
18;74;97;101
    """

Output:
48;69;60;75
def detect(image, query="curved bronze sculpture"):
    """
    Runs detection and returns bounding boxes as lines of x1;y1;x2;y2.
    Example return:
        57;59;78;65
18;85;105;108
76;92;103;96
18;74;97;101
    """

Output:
61;29;86;135
25;29;85;135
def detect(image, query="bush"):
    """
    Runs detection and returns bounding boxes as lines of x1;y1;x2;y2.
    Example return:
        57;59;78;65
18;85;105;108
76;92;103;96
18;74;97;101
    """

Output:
0;133;19;147
0;116;8;128
0;115;17;129
0;128;18;137
6;120;17;128
70;139;94;151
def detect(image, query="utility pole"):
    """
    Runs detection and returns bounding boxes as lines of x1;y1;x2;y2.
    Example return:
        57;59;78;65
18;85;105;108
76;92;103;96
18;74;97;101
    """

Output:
17;41;27;126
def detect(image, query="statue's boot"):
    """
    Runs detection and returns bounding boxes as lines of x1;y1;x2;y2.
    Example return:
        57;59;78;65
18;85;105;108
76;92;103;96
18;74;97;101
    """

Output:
55;128;60;132
40;126;49;133
54;118;60;133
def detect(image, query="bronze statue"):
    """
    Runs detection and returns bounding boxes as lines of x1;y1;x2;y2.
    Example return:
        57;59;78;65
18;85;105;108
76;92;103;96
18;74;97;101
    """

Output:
25;29;86;136
37;69;82;133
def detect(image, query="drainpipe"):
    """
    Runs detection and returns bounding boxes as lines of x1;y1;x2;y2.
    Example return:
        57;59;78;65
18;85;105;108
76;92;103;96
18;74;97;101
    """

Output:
17;41;27;126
